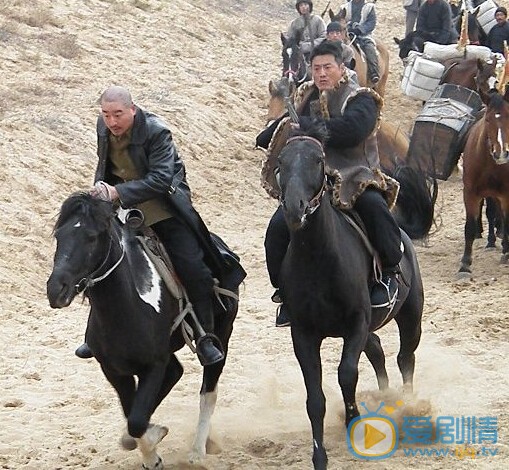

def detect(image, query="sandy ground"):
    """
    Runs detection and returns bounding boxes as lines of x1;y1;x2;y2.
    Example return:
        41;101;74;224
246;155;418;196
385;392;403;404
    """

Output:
0;0;508;468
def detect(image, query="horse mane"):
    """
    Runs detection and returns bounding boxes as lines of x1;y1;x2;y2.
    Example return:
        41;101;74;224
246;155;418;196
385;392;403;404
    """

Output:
488;91;505;112
54;192;113;233
289;119;329;145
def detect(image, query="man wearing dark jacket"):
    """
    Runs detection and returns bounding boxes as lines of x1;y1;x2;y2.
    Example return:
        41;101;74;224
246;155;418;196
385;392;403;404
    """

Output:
487;6;509;54
75;85;224;366
257;41;401;327
416;0;457;45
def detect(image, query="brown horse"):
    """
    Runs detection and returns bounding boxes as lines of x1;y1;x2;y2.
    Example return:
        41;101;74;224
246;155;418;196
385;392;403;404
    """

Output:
440;57;498;98
458;87;509;278
328;8;390;97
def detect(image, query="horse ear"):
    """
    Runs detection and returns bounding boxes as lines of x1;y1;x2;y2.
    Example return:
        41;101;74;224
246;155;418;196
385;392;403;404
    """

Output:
394;37;401;45
339;7;347;20
281;32;287;46
328;9;335;21
477;57;484;72
473;5;480;18
269;79;276;95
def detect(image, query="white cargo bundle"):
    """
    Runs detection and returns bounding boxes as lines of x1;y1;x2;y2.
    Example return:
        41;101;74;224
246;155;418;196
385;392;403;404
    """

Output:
423;42;493;62
477;0;498;35
401;52;445;101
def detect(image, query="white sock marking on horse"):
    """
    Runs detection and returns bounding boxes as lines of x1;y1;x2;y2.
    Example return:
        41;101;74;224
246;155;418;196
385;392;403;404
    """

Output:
139;250;162;314
189;386;218;463
135;424;167;470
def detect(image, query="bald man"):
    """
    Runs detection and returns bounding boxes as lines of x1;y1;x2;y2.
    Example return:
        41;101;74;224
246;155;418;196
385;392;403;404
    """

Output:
75;86;225;366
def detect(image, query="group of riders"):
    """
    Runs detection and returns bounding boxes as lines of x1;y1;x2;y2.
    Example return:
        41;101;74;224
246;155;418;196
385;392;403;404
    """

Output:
74;1;509;365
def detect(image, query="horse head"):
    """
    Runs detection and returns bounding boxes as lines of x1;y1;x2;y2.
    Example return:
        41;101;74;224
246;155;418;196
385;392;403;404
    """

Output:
393;31;430;60
475;56;498;97
454;6;486;46
328;7;347;24
267;77;296;124
482;87;509;164
47;193;117;308
281;31;307;85
278;121;328;230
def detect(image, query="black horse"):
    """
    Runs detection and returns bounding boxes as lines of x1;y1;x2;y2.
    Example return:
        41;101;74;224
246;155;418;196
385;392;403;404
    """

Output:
276;126;423;469
280;31;309;85
46;193;240;469
393;30;436;60
453;6;488;46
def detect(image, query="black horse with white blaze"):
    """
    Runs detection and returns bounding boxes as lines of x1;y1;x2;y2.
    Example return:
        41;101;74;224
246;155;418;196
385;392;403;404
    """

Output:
47;193;242;470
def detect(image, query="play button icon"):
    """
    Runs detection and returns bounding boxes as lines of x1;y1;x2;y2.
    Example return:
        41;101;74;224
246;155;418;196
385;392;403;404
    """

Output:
347;413;398;459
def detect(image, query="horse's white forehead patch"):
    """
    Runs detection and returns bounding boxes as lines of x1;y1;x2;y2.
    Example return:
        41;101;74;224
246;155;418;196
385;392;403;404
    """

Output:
73;221;81;228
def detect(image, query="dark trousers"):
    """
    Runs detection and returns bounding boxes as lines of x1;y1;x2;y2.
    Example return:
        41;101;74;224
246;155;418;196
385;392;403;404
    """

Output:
152;217;214;332
264;188;402;289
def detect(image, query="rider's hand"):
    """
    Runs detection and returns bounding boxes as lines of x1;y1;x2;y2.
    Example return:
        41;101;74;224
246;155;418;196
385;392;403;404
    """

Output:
90;181;119;202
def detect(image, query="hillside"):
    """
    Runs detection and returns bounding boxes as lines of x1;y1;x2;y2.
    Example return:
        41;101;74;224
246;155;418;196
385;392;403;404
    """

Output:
1;0;508;468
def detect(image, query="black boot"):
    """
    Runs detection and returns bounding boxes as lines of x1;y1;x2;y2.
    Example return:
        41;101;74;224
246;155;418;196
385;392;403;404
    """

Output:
272;289;291;327
196;334;224;366
371;269;399;309
75;342;93;359
192;298;224;366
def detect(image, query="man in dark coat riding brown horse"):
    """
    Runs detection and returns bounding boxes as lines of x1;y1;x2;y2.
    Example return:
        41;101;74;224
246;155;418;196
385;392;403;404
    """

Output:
257;41;402;327
75;86;229;366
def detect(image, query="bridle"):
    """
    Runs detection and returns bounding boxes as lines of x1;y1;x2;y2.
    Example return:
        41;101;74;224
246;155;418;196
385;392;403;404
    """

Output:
283;45;308;85
75;225;126;294
281;136;328;216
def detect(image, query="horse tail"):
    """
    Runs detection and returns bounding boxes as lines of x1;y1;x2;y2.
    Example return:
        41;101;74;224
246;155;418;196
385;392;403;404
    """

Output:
390;164;437;240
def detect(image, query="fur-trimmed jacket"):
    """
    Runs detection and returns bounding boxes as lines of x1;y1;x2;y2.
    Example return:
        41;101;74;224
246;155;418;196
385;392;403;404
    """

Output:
258;71;399;209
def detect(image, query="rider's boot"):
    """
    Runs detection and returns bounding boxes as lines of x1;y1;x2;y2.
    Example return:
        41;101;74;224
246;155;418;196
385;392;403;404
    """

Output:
370;266;399;309
272;289;291;327
75;342;93;359
193;297;225;366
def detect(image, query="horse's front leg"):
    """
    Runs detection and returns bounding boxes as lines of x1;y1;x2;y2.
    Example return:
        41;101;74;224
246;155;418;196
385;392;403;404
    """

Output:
291;327;327;470
459;196;480;277
499;206;509;263
339;322;369;427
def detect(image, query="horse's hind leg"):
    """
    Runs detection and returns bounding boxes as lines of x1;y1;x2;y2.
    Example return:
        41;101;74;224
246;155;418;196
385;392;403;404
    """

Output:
364;333;389;390
292;328;327;470
395;302;422;392
459;193;482;276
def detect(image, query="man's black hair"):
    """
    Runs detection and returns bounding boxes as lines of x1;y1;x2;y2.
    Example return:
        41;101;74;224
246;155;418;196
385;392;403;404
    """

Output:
309;41;344;65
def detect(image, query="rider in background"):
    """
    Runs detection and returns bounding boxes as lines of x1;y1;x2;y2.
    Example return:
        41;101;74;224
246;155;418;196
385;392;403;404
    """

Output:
326;21;356;69
486;7;509;54
340;0;380;84
287;0;326;62
415;0;458;44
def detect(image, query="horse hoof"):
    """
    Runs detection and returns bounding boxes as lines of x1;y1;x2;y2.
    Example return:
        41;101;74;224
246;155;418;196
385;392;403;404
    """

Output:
455;271;472;281
188;448;205;465
120;431;138;451
500;254;509;264
141;456;164;470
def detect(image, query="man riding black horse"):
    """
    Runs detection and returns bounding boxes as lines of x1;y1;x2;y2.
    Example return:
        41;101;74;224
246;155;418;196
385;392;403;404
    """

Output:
75;86;245;366
257;41;402;327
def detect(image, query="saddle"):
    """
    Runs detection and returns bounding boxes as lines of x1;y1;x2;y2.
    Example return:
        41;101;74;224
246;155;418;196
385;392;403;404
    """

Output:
118;209;240;348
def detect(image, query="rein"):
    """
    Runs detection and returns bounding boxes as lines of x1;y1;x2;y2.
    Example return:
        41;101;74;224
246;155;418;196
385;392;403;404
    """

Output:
75;233;126;294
